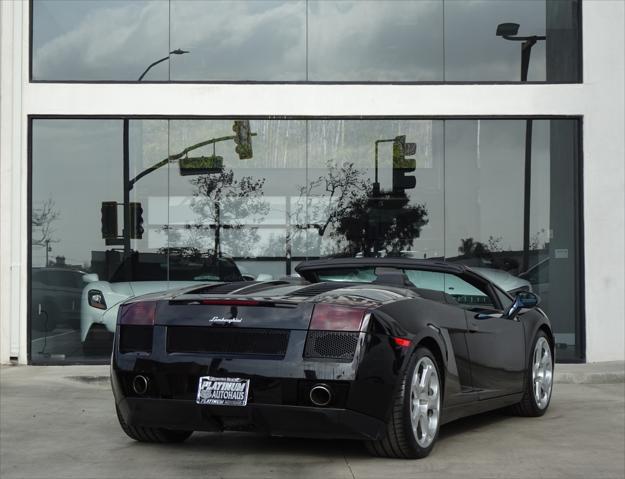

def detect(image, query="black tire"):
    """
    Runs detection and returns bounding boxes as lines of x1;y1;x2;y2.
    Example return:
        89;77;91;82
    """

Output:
365;346;442;459
510;330;553;417
115;405;193;443
32;300;58;332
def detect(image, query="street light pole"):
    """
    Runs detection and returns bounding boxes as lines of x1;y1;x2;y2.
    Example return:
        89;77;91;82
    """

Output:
497;23;545;272
137;49;189;81
121;49;189;271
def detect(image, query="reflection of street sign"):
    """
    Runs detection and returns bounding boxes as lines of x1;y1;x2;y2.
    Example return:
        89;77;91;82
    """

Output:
179;155;224;176
233;120;253;160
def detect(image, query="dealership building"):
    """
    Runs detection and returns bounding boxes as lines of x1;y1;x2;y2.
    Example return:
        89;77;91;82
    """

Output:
0;0;623;365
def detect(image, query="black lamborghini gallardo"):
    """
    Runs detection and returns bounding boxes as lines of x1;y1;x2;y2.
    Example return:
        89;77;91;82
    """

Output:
111;258;554;459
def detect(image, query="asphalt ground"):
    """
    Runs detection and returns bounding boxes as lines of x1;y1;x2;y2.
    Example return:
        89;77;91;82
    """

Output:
1;366;624;479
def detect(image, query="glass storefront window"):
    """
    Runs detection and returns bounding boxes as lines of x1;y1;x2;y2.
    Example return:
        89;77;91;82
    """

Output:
31;0;581;83
444;0;580;82
307;1;444;81
30;117;582;363
170;1;307;81
32;0;170;81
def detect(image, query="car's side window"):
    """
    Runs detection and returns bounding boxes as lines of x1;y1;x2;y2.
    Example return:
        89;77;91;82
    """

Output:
403;270;495;309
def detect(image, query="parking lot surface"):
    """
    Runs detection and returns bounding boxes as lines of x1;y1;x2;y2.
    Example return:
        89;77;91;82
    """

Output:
1;365;624;479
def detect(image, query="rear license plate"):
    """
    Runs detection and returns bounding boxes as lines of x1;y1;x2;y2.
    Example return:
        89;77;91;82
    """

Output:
196;376;250;406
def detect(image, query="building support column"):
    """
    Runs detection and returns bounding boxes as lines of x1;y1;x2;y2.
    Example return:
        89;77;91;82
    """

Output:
0;0;27;364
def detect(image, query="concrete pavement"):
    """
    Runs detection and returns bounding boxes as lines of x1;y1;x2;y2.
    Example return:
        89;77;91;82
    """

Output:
1;365;624;479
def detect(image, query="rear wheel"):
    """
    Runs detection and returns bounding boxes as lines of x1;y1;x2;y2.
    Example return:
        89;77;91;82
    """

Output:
115;405;193;443
510;331;553;417
365;346;442;459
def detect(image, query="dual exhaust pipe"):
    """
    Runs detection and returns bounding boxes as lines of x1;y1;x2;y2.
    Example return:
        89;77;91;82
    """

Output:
132;375;149;395
309;383;332;407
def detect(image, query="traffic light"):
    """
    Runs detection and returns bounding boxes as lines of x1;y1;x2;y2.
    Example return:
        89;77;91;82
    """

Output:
128;202;144;240
392;135;417;193
232;120;253;160
101;201;118;239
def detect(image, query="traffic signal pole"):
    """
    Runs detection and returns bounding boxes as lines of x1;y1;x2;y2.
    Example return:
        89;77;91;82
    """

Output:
122;119;131;277
128;132;257;189
117;124;256;272
374;139;395;195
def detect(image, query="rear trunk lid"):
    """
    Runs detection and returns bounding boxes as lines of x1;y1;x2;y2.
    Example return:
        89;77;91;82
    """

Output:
156;296;314;330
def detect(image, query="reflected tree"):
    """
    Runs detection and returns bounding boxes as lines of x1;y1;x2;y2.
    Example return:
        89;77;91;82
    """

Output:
293;161;428;257
291;162;368;256
458;237;490;259
32;199;60;264
332;190;428;257
187;169;269;257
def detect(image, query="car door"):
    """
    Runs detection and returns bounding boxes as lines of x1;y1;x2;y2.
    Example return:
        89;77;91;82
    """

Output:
402;269;477;406
456;274;526;400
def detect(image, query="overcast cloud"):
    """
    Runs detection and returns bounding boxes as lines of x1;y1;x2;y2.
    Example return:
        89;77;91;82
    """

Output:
30;0;573;82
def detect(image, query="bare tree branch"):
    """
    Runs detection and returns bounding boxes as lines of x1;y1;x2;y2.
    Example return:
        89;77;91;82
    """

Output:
32;198;59;247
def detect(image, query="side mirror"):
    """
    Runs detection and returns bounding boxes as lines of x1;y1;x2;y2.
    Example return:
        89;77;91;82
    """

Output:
82;273;99;284
506;291;540;319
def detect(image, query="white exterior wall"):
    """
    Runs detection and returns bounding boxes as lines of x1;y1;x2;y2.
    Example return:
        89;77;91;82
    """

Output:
1;0;623;364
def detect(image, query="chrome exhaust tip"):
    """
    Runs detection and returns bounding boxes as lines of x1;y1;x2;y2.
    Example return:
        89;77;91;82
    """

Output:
132;375;149;395
309;384;332;407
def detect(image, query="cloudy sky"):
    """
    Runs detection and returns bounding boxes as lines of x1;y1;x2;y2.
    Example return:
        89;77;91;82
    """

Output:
32;0;566;82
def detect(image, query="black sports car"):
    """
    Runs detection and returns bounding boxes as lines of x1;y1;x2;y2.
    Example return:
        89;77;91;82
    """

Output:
111;258;554;459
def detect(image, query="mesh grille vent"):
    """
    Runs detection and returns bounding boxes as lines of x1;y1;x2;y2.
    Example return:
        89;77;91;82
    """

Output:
304;331;359;361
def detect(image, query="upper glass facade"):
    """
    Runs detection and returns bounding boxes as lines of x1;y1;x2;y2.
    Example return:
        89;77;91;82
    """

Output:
31;0;581;82
30;117;582;363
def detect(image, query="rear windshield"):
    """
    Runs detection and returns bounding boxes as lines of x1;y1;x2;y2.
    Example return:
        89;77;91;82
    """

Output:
108;252;243;283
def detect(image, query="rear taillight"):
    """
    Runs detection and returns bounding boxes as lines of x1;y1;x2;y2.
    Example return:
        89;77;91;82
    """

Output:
120;301;157;326
309;303;367;332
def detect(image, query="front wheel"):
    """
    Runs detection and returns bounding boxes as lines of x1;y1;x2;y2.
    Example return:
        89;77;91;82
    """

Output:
511;331;553;417
365;346;442;459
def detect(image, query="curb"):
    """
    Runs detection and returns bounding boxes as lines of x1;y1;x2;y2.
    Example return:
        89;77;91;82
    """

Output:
555;371;625;384
554;361;625;384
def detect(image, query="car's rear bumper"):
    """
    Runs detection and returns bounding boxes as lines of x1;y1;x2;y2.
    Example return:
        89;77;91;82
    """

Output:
116;396;386;440
111;326;410;439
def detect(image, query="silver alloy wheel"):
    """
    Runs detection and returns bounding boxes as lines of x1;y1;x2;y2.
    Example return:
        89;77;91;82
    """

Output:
532;337;553;409
410;357;440;448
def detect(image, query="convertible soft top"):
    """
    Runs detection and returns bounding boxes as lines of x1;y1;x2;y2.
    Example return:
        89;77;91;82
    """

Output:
295;257;466;282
